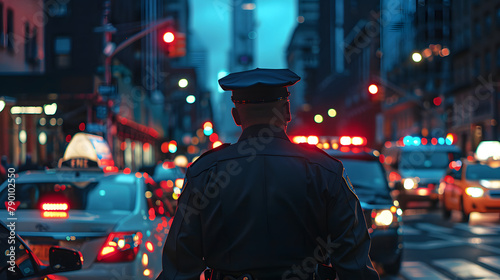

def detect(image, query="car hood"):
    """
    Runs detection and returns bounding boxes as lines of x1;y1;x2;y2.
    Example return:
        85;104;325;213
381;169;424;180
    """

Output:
399;169;446;183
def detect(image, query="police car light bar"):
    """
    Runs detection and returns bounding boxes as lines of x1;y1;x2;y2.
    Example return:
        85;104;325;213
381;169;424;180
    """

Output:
402;135;455;146
292;135;367;148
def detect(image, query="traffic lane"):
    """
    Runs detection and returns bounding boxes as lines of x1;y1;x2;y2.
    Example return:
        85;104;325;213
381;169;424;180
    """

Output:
400;209;500;279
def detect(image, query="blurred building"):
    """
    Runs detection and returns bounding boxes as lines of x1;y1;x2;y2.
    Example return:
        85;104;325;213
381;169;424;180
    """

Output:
286;0;320;133
287;0;383;147
380;0;452;145
0;0;203;170
0;0;45;167
448;0;500;155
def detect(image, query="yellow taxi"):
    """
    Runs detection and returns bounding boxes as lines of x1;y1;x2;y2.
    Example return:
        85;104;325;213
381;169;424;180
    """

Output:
439;158;500;222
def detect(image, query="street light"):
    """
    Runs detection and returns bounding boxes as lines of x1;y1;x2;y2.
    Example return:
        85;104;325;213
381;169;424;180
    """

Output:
328;108;337;118
314;114;323;123
412;52;422;63
178;78;188;88
186;95;196;104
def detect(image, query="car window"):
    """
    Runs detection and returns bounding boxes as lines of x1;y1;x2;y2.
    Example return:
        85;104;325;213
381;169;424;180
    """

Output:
400;151;457;169
465;164;500;180
340;159;392;203
0;175;136;211
153;165;184;182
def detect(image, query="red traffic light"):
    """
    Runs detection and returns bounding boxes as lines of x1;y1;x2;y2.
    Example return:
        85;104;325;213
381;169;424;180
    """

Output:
163;31;175;43
368;84;379;95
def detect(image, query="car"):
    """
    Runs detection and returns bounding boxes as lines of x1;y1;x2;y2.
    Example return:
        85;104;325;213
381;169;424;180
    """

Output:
439;159;500;222
0;158;171;279
381;137;461;209
292;135;403;275
151;160;186;211
0;220;83;279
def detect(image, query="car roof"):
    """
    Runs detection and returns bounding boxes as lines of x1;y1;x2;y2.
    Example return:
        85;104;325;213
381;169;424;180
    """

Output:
391;144;461;152
4;169;111;184
324;148;380;161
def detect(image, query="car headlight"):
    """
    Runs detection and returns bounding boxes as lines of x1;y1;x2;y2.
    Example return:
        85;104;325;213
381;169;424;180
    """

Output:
403;178;417;189
465;187;484;197
372;206;400;228
374;210;394;226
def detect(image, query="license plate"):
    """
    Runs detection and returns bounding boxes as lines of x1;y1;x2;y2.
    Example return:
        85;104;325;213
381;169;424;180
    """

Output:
30;244;53;263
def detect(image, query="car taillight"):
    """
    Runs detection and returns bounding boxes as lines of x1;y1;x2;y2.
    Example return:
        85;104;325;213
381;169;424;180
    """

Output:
41;203;69;219
97;232;141;263
371;206;400;229
389;172;401;182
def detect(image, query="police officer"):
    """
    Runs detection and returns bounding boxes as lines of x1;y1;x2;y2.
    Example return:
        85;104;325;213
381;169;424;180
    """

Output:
157;68;379;280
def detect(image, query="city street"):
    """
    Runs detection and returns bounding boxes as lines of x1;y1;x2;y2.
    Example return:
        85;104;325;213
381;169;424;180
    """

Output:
383;205;500;280
2;0;500;279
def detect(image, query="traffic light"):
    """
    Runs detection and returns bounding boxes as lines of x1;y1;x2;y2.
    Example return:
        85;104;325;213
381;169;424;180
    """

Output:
161;30;186;58
368;84;379;95
367;83;384;101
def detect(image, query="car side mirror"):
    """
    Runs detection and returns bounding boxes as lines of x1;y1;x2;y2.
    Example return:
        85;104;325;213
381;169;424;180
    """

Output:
49;247;83;272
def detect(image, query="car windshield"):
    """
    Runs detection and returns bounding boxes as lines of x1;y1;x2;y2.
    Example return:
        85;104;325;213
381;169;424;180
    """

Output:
400;151;455;169
0;174;137;211
154;165;185;181
465;164;500;180
341;159;392;203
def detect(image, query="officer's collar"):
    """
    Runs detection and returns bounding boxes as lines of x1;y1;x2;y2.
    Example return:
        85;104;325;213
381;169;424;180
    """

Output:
238;124;290;142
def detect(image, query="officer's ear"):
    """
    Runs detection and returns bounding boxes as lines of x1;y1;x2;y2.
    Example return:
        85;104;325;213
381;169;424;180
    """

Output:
284;101;291;122
231;107;242;126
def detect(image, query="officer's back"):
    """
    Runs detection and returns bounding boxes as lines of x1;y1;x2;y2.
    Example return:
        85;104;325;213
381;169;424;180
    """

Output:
158;68;379;280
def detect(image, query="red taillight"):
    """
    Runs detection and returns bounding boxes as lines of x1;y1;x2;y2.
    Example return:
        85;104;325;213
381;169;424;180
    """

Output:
389;172;401;182
103;166;119;173
97;232;141;263
99;159;115;167
41;203;69;219
42;203;69;211
162;161;176;169
444;175;454;184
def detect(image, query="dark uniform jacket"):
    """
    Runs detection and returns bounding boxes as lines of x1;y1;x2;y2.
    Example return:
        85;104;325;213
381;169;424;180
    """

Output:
159;124;379;280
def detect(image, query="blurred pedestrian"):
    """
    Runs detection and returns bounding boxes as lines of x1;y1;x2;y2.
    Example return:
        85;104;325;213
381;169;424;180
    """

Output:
18;154;41;172
157;68;379;280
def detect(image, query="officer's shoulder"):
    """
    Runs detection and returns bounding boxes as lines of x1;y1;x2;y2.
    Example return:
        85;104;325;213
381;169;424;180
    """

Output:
295;143;343;170
188;143;232;173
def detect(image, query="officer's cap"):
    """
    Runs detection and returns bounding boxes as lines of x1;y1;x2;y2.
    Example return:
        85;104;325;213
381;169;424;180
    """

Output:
218;68;301;104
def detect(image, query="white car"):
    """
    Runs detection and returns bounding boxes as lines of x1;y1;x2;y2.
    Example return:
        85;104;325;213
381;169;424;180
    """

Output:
0;163;171;279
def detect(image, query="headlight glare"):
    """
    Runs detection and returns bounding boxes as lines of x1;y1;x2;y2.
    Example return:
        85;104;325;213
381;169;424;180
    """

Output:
374;210;394;226
403;178;416;190
465;187;484;197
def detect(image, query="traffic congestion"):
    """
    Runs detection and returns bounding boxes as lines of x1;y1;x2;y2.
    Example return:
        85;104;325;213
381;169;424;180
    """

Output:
2;0;500;279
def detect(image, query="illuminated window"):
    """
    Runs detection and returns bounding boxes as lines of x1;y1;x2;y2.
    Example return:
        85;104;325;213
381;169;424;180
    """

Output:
6;8;13;52
0;3;4;48
24;22;30;62
54;37;72;69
